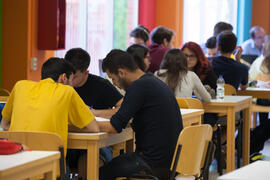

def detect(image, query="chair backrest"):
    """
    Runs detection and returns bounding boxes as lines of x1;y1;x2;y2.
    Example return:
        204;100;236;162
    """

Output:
176;98;189;108
183;98;203;109
0;131;65;179
224;84;237;95
0;88;10;96
0;131;63;150
170;124;213;177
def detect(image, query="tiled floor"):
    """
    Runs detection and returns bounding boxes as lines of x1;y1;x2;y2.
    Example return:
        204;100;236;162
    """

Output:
209;139;270;180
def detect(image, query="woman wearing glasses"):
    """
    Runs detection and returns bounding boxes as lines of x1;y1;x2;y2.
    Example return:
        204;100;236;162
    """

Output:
180;42;219;126
180;41;217;91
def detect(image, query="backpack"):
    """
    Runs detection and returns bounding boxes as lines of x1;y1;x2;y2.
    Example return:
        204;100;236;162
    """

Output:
0;138;24;155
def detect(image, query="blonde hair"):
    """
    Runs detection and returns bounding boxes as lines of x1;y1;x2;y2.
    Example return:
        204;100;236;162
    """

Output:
260;55;270;74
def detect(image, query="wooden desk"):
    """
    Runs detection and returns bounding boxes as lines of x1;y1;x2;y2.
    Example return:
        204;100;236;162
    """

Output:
238;87;270;99
0;151;60;180
68;127;134;180
217;160;270;180
203;96;252;172
181;108;204;127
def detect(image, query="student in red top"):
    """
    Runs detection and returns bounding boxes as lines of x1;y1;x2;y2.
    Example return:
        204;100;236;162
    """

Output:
148;26;174;73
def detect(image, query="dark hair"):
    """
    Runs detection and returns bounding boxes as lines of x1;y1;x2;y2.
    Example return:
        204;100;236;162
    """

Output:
126;44;149;72
150;26;174;45
41;57;75;82
205;36;217;49
158;48;188;94
64;48;90;72
250;26;264;38
102;49;138;74
180;41;210;82
261;55;270;74
130;25;149;43
217;31;237;53
213;22;233;37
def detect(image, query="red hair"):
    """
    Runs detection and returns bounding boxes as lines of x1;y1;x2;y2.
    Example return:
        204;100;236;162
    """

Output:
180;41;210;82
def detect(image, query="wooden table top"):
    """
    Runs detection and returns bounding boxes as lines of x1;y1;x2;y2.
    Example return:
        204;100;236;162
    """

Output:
218;161;270;180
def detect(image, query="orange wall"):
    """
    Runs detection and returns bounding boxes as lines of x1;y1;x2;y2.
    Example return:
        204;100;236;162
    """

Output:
2;0;54;91
252;0;270;34
2;0;28;91
156;0;184;48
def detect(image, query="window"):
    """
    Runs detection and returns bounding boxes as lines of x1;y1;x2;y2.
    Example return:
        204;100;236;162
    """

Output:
55;0;138;75
183;0;238;45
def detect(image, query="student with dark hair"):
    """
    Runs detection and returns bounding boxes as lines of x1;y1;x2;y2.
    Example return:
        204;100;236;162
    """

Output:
126;44;150;72
99;49;182;180
1;57;99;155
242;26;266;56
148;26;174;73
213;22;233;37
205;36;217;57
201;21;233;54
212;31;249;90
155;48;211;101
41;57;75;82
129;25;149;45
64;48;123;118
65;48;123;176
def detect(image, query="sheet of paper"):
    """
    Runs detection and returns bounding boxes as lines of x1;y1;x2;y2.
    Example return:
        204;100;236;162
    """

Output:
95;117;110;122
256;80;270;88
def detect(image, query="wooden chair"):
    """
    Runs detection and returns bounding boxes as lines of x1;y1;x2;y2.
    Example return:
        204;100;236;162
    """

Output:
0;88;10;96
176;98;189;108
224;84;237;96
182;98;203;109
0;131;66;180
117;125;214;180
179;98;222;175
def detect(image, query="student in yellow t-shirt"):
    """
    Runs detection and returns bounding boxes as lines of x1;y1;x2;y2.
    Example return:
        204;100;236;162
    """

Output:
1;57;99;155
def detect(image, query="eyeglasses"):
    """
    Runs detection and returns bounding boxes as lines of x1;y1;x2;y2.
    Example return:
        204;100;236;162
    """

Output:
184;54;197;59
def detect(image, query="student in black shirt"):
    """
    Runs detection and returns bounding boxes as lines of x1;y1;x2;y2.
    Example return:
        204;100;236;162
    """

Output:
65;48;123;118
212;31;249;90
64;48;123;178
98;49;182;180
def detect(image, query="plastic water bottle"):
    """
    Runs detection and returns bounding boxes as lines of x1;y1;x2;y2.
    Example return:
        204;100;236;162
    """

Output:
216;75;225;100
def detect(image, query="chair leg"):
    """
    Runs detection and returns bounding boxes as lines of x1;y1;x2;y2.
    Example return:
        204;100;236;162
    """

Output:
237;119;243;168
216;124;223;175
202;141;216;180
252;112;257;128
170;145;182;180
59;146;67;180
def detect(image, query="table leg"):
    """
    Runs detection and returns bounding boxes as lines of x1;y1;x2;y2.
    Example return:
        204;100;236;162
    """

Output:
226;107;235;172
243;106;251;165
87;142;99;180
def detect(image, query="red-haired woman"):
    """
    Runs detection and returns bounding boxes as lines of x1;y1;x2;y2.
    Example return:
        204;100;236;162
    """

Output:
181;41;218;126
180;41;217;90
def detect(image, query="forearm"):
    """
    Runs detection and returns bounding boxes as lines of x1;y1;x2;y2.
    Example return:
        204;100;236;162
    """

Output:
240;83;248;90
68;120;100;133
1;118;10;131
91;107;119;119
97;121;117;133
